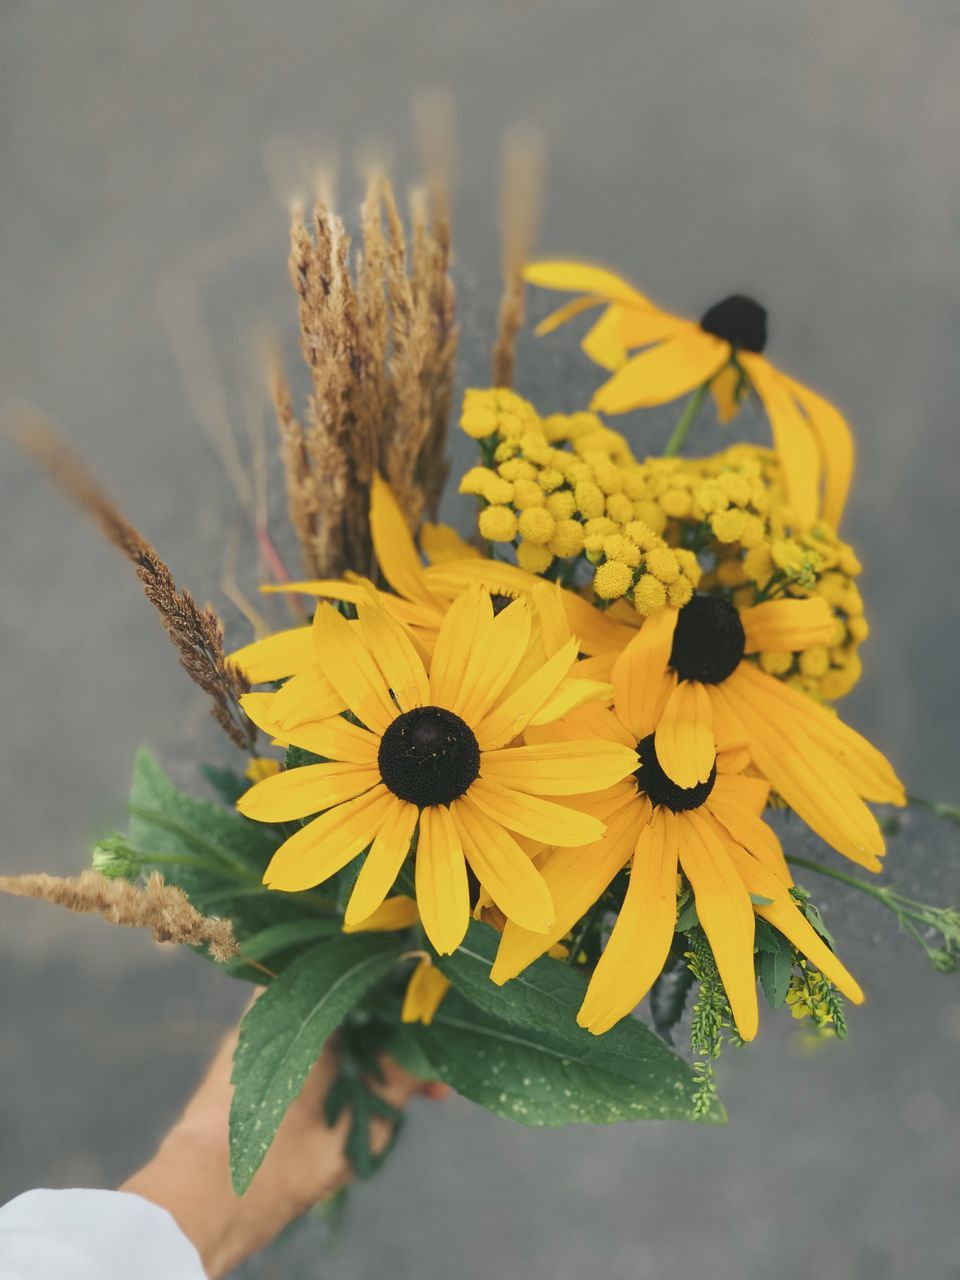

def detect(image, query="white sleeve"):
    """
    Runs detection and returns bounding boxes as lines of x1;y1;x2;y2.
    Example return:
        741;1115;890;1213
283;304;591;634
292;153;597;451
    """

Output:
0;1188;207;1279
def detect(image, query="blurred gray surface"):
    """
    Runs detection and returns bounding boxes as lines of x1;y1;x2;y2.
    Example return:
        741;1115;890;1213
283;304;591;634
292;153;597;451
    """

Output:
1;3;959;1278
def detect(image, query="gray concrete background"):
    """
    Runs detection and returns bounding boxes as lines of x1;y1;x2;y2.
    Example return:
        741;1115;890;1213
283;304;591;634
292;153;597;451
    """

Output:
1;3;959;1277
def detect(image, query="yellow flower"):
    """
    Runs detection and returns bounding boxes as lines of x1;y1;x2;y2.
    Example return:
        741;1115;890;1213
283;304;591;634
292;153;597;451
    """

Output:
244;758;282;783
489;641;864;1041
586;595;905;871
525;261;854;528
237;589;637;955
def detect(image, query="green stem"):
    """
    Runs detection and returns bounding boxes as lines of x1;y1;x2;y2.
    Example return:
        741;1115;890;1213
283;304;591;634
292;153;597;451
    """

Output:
787;855;890;905
663;382;710;457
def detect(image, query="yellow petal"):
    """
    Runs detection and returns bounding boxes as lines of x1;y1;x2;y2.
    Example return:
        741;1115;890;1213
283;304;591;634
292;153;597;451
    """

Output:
531;581;572;653
618;306;692;353
238;762;381;822
741;355;820;528
523;700;635;748
709;769;769;816
259;578;373;605
611;608;678;740
557;590;639;656
240;692;286;740
229;626;315;684
343;894;419;933
723;841;863;1003
269;668;348;730
482;739;638;796
468;777;606;847
401;957;452;1025
529;676;615;726
370;474;439;608
654;679;715;788
591;331;728;415
577;808;679;1034
416;804;471;955
709;363;743;424
262;785;396;892
740;598;835;655
581;305;630;370
451;794;555;933
457;598;533;725
524;260;651;305
705;794;791;885
678;810;759;1042
784;376;855;528
344;799;419;926
357;602;430;713
420;522;482;565
474;638;580;749
535;294;606;338
312;604;399;735
259;713;379;766
428;587;491;711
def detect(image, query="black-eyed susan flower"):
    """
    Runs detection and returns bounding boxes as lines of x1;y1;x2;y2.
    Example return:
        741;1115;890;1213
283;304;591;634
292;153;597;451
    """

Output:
237;588;638;956
524;261;854;528
584;593;905;871
489;659;864;1041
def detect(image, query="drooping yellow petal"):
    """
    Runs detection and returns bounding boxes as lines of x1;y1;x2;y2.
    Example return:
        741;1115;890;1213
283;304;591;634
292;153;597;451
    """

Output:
262;785;397;892
260;579;373;605
709;363;743;424
611;607;679;740
785;376;855;528
524;260;651;306
229;626;315;684
401;957;452;1025
451;794;555;933
343;894;419;933
491;801;643;983
740;598;835;655
473;638;580;749
468;777;606;847
238;761;381;823
356;601;429;713
577;808;680;1034
591;331;729;415
482;739;637;796
678;810;759;1042
723;841;864;1004
535;294;606;338
529;676;615;726
654;679;715;788
741;354;820;529
344;799;419;926
370;474;439;608
580;305;631;370
415;803;471;955
704;794;791;886
715;673;885;869
730;662;905;805
268;668;348;730
618;306;692;353
420;522;482;565
312;605;399;735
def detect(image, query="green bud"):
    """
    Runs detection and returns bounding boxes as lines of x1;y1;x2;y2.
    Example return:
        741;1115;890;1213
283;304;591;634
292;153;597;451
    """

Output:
91;835;142;880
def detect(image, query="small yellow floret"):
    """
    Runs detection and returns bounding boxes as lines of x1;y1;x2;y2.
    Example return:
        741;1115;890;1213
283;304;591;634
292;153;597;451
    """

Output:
799;645;830;678
478;505;518;542
460;406;499;439
545;490;577;520
593;561;634;600
605;493;634;524
710;508;747;543
574;481;606;519
513;479;546;510
548;520;585;558
645;547;680;584
633;501;668;534
660;487;694;519
759;651;794;676
516;540;554;574
667;576;694;608
633;574;668;616
517;507;556;546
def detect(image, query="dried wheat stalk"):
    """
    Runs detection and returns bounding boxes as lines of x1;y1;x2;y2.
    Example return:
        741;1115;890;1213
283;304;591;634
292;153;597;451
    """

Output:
491;125;545;389
10;416;254;749
0;870;239;963
273;163;458;576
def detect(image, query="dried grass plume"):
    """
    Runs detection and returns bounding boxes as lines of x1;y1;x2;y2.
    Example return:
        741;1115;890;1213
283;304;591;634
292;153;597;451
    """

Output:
491;125;545;389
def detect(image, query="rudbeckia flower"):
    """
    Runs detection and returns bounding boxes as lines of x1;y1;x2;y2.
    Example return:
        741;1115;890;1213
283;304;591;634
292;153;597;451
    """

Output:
525;261;854;528
237;588;638;956
490;665;864;1041
583;593;905;871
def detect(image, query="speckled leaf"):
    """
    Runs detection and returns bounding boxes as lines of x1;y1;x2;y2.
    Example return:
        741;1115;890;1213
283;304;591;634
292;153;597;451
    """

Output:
229;934;405;1192
402;990;723;1126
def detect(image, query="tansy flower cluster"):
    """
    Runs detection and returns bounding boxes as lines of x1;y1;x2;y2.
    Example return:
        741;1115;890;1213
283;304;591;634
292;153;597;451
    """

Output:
459;387;700;613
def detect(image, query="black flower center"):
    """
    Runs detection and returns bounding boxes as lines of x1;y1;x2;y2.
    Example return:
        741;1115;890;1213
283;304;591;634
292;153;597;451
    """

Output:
490;592;516;616
378;706;480;807
635;733;717;812
670;594;746;684
699;294;767;353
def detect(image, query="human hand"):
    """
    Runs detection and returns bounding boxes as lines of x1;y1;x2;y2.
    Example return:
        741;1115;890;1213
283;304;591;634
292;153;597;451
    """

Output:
122;1009;443;1278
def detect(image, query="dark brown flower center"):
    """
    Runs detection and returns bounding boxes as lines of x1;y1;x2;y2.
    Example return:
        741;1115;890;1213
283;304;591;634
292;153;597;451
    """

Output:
378;706;480;807
670;595;746;684
635;733;717;812
699;294;767;353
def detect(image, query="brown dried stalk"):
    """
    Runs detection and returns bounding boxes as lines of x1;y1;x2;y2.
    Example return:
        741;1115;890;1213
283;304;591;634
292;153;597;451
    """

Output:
273;161;458;576
491;125;545;389
9;415;254;749
0;870;239;963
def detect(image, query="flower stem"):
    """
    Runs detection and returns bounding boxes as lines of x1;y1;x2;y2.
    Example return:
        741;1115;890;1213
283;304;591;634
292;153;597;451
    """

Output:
663;382;710;457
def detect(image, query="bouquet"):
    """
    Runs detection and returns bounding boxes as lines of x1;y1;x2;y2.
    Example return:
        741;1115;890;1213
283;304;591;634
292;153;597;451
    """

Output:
5;150;958;1206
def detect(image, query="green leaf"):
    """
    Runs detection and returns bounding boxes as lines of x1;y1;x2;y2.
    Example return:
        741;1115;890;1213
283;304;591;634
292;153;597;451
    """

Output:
675;896;699;933
201;763;248;807
402;990;723;1127
229;934;405;1193
433;923;721;1125
758;947;793;1010
749;893;774;907
649;956;696;1045
754;918;785;955
221;918;342;976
